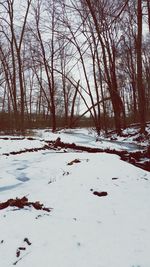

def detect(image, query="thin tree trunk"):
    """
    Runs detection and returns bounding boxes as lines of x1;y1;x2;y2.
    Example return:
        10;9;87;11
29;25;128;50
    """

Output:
137;0;146;133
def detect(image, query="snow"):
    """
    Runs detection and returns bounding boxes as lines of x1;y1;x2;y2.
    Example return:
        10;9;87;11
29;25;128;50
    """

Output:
0;129;150;267
0;138;45;155
35;128;146;152
0;126;148;156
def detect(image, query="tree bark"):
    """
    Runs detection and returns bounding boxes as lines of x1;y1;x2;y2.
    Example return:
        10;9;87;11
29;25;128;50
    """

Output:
137;0;146;133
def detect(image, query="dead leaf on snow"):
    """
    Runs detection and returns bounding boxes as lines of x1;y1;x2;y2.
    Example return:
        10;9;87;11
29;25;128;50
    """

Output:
67;159;81;165
93;191;108;197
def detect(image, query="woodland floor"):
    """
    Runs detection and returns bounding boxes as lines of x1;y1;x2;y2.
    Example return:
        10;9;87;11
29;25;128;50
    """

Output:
0;126;150;267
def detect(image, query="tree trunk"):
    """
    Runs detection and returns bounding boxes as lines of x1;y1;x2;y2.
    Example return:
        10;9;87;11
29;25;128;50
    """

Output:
137;0;146;133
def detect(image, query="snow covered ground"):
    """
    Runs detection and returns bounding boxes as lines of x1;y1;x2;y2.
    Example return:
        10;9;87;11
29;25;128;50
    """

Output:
0;124;149;155
0;138;45;155
0;128;150;267
35;127;148;152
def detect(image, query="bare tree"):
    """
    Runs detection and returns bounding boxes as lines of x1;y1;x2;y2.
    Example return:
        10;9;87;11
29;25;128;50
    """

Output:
136;0;146;133
0;0;32;132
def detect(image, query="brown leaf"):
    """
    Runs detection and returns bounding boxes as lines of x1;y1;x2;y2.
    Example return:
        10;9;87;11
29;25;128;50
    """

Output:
93;191;108;197
67;159;81;165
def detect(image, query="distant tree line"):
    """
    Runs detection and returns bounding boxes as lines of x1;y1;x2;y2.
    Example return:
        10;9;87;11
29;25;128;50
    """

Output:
0;0;149;135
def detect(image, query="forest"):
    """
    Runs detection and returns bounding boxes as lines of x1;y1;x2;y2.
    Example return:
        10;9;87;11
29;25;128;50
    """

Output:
0;0;150;135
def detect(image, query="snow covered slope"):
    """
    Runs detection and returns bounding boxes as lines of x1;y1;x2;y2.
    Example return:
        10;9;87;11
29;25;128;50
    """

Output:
0;145;150;267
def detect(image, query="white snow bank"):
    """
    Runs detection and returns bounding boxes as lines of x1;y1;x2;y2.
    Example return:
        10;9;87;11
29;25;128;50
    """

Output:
0;138;46;155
